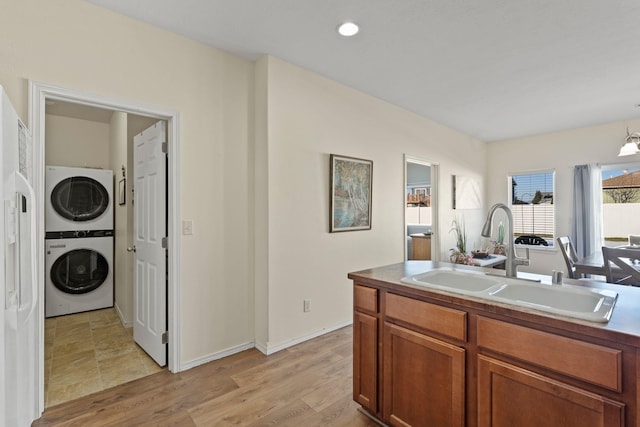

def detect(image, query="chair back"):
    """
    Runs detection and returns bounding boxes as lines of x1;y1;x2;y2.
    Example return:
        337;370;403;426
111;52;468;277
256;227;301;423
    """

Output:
601;246;640;286
629;234;640;246
556;236;578;279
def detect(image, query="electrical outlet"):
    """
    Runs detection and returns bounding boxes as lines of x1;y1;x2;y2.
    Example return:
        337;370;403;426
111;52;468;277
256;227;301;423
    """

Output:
303;299;311;312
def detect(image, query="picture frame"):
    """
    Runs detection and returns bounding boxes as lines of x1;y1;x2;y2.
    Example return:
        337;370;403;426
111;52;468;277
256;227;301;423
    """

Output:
118;178;126;206
452;175;481;209
330;154;373;232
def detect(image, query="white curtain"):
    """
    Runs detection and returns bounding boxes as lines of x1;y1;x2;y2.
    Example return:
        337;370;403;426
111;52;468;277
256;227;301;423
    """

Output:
571;164;603;258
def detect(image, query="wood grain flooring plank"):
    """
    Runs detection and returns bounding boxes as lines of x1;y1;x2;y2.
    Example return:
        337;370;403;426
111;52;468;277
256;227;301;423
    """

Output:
34;326;367;427
121;376;238;424
244;398;317;427
34;371;179;423
300;359;353;412
312;396;382;427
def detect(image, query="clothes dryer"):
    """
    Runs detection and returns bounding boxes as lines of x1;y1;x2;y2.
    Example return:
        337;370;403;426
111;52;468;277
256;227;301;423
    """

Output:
45;231;113;317
45;166;113;232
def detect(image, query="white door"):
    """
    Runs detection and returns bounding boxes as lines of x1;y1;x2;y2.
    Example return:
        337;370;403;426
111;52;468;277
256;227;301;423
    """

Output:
133;121;167;366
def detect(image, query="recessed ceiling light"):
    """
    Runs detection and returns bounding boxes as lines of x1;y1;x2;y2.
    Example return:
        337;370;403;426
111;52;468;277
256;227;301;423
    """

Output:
337;21;359;37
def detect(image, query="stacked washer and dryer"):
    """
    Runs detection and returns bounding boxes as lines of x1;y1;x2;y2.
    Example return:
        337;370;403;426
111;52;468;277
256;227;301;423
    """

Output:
45;166;114;318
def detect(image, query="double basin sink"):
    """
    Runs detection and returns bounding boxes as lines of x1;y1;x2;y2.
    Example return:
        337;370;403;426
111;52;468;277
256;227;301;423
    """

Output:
400;268;618;322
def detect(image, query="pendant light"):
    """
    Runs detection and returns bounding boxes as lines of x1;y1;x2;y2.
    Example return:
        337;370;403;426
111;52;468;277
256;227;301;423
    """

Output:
618;128;640;156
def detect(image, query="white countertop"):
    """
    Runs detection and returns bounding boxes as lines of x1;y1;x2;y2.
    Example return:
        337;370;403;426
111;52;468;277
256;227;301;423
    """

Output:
471;254;507;267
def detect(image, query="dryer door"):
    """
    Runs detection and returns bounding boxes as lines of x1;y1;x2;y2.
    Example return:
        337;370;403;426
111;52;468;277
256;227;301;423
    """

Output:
50;176;109;222
49;248;109;294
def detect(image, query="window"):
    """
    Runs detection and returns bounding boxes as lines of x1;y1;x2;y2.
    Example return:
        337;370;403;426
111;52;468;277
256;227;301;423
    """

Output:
508;171;555;247
601;165;640;246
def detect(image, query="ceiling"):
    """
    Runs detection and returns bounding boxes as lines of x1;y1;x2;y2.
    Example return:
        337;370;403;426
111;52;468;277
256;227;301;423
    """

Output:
85;0;640;142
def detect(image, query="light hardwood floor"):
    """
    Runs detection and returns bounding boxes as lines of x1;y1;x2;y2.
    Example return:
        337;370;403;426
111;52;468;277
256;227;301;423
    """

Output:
34;325;378;426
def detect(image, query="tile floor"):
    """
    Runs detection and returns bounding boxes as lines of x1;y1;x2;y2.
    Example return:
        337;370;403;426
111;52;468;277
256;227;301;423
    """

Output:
44;308;164;408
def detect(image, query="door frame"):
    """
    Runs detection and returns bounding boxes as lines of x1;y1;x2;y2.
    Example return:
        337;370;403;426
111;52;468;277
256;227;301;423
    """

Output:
404;154;440;261
29;81;181;415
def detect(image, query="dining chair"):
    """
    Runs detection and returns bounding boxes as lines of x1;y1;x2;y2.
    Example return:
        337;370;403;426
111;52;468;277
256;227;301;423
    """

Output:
556;236;579;279
629;234;640;246
602;246;640;286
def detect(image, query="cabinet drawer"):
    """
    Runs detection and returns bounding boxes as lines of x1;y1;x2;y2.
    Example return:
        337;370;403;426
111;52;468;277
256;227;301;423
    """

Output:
354;285;378;314
385;293;467;341
478;355;624;427
477;317;621;391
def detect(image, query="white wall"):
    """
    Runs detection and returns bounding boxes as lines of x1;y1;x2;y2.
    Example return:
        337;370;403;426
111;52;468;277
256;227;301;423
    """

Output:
1;0;254;367
108;112;131;324
257;56;487;351
2;0;489;366
44;115;110;169
487;117;640;275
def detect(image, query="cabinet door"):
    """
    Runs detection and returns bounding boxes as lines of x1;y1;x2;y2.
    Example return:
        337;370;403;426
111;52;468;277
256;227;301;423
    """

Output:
354;310;378;413
383;322;465;427
478;355;624;427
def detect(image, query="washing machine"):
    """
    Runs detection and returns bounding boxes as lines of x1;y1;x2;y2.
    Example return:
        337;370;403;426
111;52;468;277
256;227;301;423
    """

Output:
45;231;114;318
45;165;113;232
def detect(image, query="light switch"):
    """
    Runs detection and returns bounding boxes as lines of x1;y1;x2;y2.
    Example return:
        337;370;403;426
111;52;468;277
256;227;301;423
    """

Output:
182;220;193;235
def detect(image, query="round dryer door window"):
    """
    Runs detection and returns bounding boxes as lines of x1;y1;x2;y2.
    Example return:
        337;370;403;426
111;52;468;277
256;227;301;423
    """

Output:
50;249;109;294
50;177;109;222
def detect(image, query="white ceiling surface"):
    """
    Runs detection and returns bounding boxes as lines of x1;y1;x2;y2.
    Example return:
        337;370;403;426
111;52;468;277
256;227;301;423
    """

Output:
86;0;640;142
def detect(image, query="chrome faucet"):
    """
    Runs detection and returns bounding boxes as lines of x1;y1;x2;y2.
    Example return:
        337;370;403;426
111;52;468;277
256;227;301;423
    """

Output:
481;203;529;278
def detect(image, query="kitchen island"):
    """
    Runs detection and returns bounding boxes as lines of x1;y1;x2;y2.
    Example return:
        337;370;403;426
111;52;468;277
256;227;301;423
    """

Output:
349;261;640;427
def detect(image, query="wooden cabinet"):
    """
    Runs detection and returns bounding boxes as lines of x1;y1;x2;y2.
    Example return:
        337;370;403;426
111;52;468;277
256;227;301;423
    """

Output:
476;316;625;427
478;355;624;427
351;278;635;427
383;322;465;426
353;285;378;414
410;234;431;260
354;310;377;413
379;291;466;426
476;317;622;391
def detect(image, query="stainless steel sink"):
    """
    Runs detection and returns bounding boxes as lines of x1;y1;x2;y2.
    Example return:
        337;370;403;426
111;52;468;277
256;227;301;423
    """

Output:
401;268;618;322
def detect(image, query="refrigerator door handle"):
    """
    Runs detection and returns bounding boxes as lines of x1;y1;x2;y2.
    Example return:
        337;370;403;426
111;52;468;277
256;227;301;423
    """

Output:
14;171;37;322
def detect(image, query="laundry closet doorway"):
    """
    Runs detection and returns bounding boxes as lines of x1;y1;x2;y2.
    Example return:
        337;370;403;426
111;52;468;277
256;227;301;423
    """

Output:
30;81;181;414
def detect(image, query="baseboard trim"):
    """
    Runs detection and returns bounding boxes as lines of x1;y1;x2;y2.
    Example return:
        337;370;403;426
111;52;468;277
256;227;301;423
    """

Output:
113;303;132;328
178;320;354;370
180;341;256;371
263;320;353;355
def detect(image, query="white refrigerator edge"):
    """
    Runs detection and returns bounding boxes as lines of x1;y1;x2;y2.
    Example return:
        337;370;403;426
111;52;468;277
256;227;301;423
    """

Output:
1;85;39;426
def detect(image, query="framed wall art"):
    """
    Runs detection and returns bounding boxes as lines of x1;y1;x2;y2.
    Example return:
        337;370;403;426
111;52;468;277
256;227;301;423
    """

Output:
330;154;373;232
452;175;481;209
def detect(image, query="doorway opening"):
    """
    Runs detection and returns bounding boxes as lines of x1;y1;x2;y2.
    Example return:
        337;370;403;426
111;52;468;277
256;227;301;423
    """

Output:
405;155;439;261
30;81;181;414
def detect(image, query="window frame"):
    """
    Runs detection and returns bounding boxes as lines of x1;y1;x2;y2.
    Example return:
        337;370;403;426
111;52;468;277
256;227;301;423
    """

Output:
507;169;556;249
601;162;640;245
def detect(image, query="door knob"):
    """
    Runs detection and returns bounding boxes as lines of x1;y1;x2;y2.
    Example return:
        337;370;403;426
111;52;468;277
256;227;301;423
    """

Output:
127;246;136;252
